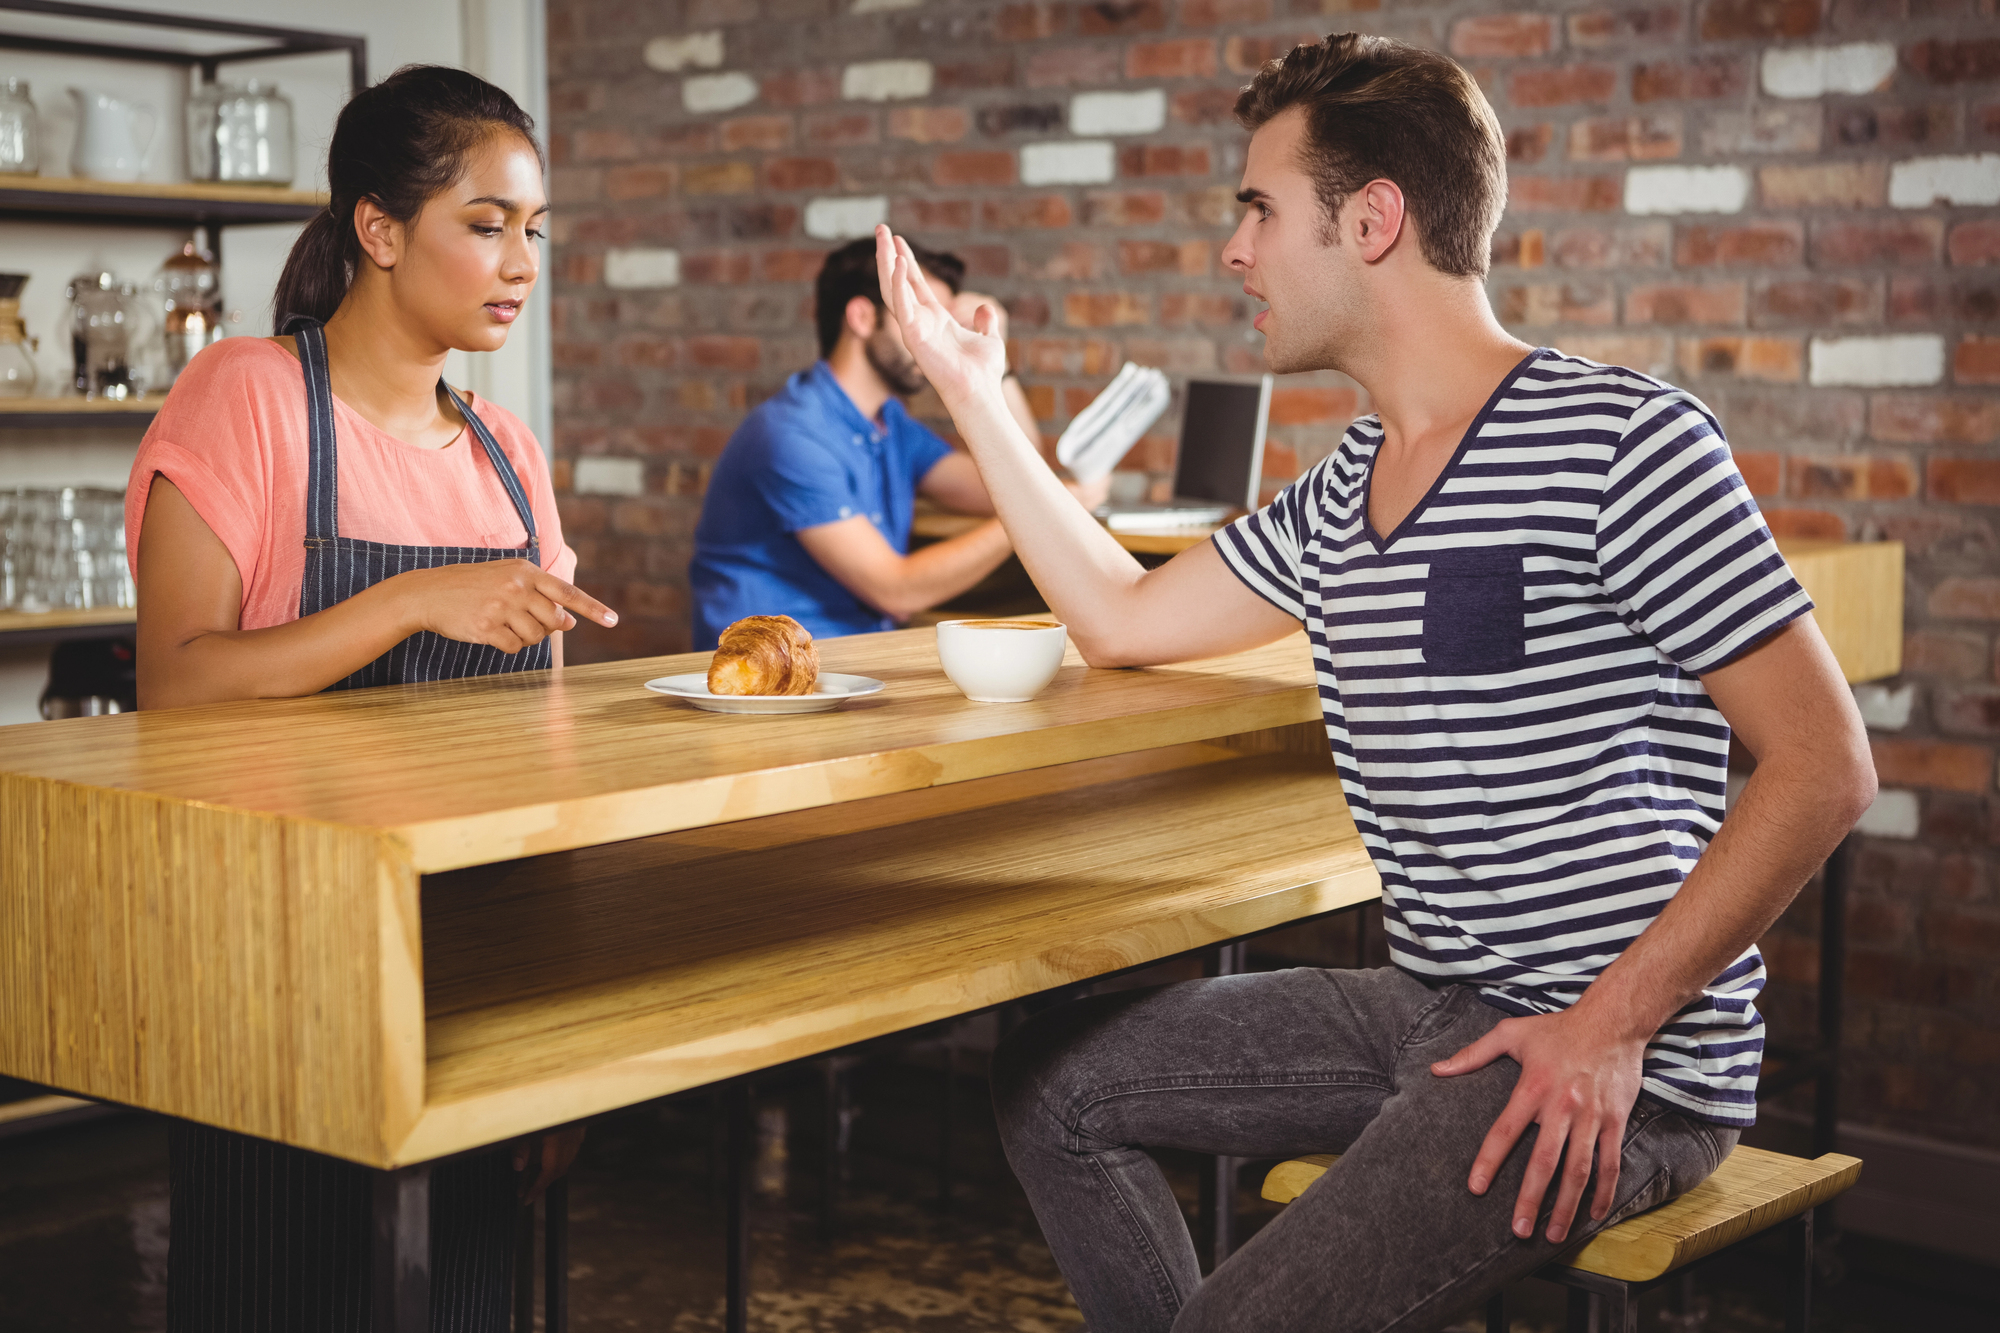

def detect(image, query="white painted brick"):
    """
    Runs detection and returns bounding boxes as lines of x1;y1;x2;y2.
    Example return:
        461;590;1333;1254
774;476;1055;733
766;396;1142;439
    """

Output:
1809;335;1945;388
603;247;682;289
1623;165;1749;215
1760;42;1897;98
804;195;888;240
1853;683;1916;732
1021;140;1116;186
841;59;933;102
1888;153;2000;209
1854;788;1919;840
573;457;646;497
642;31;723;73
1070;89;1166;136
853;0;923;9
681;71;757;114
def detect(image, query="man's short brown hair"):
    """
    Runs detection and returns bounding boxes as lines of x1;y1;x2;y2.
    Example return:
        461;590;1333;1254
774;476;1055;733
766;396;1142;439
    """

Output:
1235;33;1506;279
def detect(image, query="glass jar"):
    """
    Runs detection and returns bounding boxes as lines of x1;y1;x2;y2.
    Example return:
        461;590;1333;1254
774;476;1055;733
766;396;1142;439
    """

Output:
188;79;294;185
0;271;34;398
0;77;38;176
157;240;224;386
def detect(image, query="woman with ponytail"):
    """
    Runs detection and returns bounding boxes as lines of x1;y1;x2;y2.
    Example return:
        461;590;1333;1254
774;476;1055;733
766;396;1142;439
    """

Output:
125;65;610;1330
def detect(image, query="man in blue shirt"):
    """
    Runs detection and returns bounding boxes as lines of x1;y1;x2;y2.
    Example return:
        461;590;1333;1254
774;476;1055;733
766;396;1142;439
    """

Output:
691;238;1095;648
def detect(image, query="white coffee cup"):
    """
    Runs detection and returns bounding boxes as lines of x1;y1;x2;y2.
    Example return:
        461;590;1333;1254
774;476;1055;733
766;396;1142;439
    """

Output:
935;619;1068;703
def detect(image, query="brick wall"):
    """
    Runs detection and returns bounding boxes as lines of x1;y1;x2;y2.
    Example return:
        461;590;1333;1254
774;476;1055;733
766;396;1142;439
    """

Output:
547;0;2000;1150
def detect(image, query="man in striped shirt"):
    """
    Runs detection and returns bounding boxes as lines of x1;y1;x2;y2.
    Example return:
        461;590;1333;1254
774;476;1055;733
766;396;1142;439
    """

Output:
873;32;1875;1333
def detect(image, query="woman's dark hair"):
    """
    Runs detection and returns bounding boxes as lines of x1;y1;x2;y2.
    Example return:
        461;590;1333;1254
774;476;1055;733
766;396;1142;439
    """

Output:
814;236;964;357
274;65;543;327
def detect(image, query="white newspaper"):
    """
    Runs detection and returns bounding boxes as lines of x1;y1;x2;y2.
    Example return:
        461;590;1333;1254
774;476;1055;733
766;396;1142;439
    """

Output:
1053;362;1171;481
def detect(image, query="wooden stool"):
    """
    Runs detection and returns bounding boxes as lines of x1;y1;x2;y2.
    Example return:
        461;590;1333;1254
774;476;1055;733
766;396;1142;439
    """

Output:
1260;1145;1862;1333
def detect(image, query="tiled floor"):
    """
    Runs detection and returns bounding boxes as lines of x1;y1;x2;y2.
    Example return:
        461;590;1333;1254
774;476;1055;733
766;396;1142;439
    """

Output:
2;1056;1993;1332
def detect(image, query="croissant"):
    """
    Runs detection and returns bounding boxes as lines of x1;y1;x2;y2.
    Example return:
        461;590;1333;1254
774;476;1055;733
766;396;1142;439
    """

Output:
707;615;821;696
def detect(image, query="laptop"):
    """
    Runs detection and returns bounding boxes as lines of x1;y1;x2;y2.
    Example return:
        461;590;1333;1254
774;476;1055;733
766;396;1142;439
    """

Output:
1096;375;1273;531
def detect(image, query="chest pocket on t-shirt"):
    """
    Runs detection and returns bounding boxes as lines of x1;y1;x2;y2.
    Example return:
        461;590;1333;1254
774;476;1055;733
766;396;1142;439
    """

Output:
1421;550;1526;675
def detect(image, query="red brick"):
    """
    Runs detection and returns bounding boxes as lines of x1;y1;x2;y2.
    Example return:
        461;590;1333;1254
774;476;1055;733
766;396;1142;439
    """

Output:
1552;223;1671;268
1490;230;1545;268
1736;450;1782;495
1956;337;2000;384
900;196;976;230
1814;217;1944;266
1507;174;1622;212
759;249;828;283
574;128;636;161
959;244;1011;279
580;375;643;411
1787;454;1865;500
1025;383;1057;420
1127;38;1217;80
1159;292;1245;326
1924;908;2000;957
936;56;1014;91
1083;190;1168;226
997;2;1064;40
679;251;753;285
1064;292;1151;328
1269;386;1360;425
1625;281;1745;325
685;335;760;371
721;116;793;152
1507;124;1554;163
980;194;1073;228
1508;63;1618;107
1929;577;2000;620
1760;162;1887;209
1830;104;1958;149
1122;337;1220;373
1931;457;2000;505
1021;337;1120;376
1499;282;1617;326
1450;14;1556;57
604;164;676;201
1905;38;2000;84
1870;394;2000;445
1180;0;1272;24
1568;113;1682;161
1677;221;1804;267
1173;184;1240;227
1698;0;1819;40
1723;388;1866;446
803;111;878;146
760;68;841;107
1938;686;2000;740
1678;337;1804;381
1025;46;1122;87
650;124;721;155
1904;629;1992;680
888;107;970;144
1173;87;1242;126
1890;276;1940;324
763;157;838;191
1633;55;1748;102
1567;5;1682;47
551;339;602;370
1226;32;1320;74
1117;239;1212;275
683;161;757;195
1119;144;1212;177
1950;221;2000;266
557;495;609;536
931;150;1016;187
1761;507;1848;540
1022;241;1106;280
1752;277;1879;327
1078;0;1166;32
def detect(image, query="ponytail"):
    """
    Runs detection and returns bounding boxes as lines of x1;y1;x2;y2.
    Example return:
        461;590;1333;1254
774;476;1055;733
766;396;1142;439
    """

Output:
273;65;542;330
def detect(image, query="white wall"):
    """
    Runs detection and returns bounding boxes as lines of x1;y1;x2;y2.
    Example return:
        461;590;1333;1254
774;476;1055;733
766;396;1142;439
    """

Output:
1;0;553;725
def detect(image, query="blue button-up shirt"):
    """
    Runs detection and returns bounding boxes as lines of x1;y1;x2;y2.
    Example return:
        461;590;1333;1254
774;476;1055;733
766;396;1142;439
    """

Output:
690;362;955;649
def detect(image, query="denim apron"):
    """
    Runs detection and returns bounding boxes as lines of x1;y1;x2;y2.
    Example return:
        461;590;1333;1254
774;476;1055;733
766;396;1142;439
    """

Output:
168;317;545;1333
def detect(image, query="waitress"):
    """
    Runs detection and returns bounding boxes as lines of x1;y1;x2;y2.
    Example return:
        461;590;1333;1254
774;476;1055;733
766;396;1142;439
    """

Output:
126;66;613;1330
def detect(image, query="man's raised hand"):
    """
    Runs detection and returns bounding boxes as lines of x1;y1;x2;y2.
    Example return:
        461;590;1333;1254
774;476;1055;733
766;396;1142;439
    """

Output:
874;225;1006;409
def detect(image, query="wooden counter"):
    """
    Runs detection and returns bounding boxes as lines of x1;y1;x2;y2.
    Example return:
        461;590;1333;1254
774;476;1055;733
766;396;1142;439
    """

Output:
0;628;1375;1168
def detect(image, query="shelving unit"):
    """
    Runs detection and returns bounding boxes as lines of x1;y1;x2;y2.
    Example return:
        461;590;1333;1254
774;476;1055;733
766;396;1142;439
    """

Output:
0;606;135;645
0;394;159;429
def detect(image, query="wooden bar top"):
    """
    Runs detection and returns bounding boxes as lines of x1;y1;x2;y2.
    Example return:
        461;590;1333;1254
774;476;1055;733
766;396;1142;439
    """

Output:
0;628;1320;871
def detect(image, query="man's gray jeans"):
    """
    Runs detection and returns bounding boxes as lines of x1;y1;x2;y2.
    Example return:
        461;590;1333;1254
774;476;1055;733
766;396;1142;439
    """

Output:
991;966;1738;1333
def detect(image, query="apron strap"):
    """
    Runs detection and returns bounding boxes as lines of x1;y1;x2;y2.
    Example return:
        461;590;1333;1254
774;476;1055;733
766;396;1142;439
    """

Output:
282;315;341;543
442;383;539;554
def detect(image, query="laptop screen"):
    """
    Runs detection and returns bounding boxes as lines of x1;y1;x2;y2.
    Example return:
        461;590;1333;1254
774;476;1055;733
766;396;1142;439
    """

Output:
1173;377;1272;512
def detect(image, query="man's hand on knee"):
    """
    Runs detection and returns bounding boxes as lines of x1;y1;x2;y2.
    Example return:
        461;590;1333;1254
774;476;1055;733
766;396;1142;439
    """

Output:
1430;1009;1647;1244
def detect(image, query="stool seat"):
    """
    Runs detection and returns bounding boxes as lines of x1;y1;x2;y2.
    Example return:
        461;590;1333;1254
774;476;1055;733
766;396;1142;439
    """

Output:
1260;1145;1862;1281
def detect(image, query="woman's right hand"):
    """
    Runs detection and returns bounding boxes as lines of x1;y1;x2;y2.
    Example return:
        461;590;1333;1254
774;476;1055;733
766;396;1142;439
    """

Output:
875;225;1007;412
399;559;617;652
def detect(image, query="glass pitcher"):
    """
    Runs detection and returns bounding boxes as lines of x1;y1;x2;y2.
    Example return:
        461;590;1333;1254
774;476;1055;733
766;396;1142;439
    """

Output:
0;77;38;175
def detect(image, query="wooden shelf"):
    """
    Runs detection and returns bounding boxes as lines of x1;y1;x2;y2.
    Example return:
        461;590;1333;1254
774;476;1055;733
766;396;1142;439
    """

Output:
405;745;1376;1160
0;605;135;644
0;395;158;429
0;173;327;226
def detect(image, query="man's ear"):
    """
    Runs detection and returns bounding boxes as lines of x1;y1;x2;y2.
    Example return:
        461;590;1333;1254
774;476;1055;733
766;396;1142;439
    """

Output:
1351;179;1406;264
845;294;880;341
352;197;403;271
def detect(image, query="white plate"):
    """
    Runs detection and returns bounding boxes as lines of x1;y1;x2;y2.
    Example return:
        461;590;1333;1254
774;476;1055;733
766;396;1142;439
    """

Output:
644;672;886;714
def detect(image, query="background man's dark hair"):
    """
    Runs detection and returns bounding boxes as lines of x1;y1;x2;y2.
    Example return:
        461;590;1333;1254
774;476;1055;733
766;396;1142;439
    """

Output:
814;237;965;358
1234;34;1506;279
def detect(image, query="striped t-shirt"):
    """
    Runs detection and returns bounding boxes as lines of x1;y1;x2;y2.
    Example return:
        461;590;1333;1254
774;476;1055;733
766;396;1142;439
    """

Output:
1215;349;1813;1125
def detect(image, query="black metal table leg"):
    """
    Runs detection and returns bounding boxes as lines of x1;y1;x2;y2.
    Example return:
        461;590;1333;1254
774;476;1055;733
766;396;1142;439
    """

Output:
545;1177;569;1333
515;1196;537;1332
371;1163;431;1333
1484;1288;1507;1333
1786;1206;1814;1333
938;1032;957;1214
726;1080;753;1333
1814;835;1850;1160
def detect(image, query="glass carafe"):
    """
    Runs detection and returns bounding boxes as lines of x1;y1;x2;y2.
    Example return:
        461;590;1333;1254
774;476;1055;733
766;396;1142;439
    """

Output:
67;271;147;400
0;77;38;175
0;272;34;398
189;79;294;185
